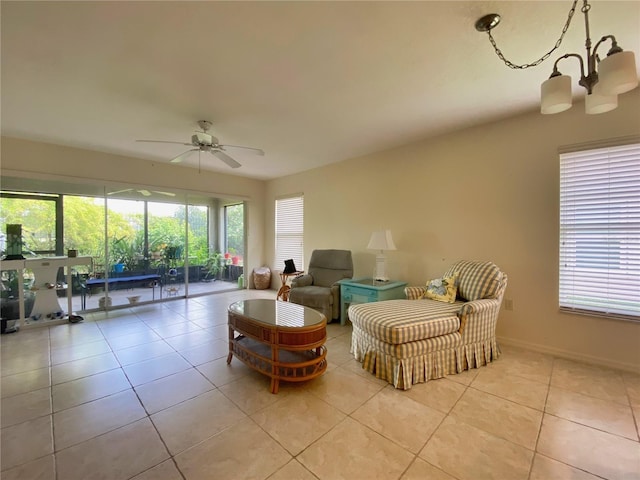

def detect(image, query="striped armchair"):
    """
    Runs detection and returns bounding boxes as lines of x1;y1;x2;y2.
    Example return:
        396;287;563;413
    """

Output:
349;260;507;390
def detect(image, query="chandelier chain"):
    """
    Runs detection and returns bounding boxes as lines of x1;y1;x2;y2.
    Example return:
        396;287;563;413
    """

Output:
487;0;580;69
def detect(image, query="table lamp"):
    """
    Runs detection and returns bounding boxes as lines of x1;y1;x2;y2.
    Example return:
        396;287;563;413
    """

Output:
367;230;396;282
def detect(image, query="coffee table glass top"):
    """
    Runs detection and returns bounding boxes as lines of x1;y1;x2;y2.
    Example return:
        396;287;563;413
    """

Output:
229;299;325;328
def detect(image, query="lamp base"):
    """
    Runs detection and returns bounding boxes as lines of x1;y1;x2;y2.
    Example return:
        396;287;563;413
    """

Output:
373;277;390;284
374;253;390;283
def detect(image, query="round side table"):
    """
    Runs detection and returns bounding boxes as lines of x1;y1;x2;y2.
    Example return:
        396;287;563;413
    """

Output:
276;271;303;301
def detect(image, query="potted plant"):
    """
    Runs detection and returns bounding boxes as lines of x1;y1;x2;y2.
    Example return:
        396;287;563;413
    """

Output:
201;251;223;281
165;245;182;261
110;236;144;273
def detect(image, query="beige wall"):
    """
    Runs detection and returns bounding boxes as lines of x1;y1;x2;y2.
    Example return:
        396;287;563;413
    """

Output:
266;89;640;371
0;137;266;281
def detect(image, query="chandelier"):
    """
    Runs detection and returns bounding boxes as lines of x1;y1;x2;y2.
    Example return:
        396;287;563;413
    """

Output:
475;0;638;114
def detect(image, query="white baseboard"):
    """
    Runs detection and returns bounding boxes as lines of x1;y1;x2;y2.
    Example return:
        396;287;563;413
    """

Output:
496;335;640;374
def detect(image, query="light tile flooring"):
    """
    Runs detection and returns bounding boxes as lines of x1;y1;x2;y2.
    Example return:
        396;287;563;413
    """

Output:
1;289;639;480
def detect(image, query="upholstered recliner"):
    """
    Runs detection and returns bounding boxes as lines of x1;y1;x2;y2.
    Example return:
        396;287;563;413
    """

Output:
289;249;353;322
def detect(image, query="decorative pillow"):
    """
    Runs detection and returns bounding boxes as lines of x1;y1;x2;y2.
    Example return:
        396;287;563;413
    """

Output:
422;275;458;303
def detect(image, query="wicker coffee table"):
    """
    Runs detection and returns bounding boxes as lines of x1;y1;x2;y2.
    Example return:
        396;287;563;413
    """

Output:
227;299;327;393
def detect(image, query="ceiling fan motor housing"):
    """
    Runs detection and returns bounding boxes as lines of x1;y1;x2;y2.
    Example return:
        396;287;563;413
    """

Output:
192;132;214;146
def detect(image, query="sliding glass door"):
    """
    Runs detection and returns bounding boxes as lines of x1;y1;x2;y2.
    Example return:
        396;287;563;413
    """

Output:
104;196;149;308
1;178;246;316
62;195;105;311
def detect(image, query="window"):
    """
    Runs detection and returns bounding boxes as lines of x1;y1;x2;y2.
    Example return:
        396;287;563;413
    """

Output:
559;142;640;320
275;195;304;272
1;192;59;256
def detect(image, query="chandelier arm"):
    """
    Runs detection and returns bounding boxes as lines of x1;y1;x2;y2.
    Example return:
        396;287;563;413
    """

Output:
484;0;579;70
593;34;620;58
592;36;609;56
555;53;587;80
559;53;599;93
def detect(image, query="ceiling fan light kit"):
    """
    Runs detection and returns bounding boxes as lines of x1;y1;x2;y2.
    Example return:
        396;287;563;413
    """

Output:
136;120;264;169
476;0;638;115
192;131;215;145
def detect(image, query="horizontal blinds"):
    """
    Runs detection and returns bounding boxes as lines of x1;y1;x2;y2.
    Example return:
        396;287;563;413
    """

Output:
559;143;640;319
275;196;304;272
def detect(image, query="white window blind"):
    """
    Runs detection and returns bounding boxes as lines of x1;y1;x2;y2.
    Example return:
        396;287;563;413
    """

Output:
275;195;304;272
559;142;640;320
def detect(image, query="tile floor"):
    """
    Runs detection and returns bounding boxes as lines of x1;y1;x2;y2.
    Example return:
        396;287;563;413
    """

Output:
1;289;639;480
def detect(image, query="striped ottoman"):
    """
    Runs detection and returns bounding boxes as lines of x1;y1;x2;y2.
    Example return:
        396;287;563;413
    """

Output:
349;299;463;389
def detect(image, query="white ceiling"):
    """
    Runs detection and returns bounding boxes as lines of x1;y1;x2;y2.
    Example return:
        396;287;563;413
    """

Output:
2;1;639;180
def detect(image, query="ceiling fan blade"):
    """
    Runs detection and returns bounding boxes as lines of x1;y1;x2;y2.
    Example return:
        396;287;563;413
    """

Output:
136;140;193;146
219;144;265;156
154;191;176;197
108;189;133;196
170;149;198;163
212;150;242;169
139;190;152;196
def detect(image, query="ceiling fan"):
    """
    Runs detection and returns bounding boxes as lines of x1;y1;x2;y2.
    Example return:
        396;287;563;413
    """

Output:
108;189;175;197
136;120;264;169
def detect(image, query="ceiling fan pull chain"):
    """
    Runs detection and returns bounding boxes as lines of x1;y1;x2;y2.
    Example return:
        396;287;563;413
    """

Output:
485;0;579;70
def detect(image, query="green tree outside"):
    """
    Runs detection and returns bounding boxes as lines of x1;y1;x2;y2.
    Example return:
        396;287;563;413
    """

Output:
226;203;244;256
1;197;56;253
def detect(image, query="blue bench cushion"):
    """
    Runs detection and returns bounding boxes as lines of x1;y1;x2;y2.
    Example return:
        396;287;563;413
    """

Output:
86;274;160;287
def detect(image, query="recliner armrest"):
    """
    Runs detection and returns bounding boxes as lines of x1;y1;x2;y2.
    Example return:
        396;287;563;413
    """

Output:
291;274;313;288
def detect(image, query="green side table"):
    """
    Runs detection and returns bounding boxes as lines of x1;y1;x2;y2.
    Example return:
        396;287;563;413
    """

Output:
339;278;408;326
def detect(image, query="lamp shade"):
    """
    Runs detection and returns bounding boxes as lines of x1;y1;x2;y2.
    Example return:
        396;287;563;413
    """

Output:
541;74;573;114
598;51;638;95
585;83;618;114
367;230;396;251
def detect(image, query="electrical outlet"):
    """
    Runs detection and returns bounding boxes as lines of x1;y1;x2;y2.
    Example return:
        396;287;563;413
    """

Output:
504;299;514;311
